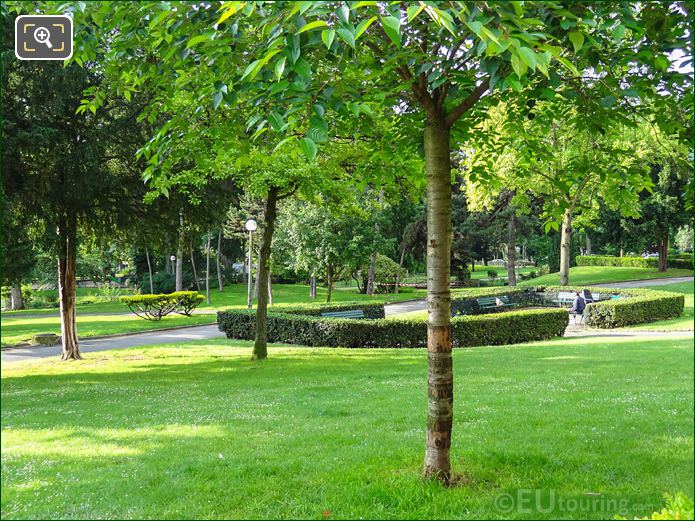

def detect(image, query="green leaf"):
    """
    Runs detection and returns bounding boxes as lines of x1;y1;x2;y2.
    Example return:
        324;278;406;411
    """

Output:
465;20;483;37
186;34;210;48
511;53;527;77
268;112;285;131
517;47;537;71
381;16;401;47
299;136;317;160
555;55;579;76
296;20;328;34
241;59;263;81
407;4;424;22
294;57;311;79
212;91;223;109
337;27;355;48
507;74;522;92
611;24;626;43
274;56;286;81
569;31;584;53
321;29;335;49
355;16;377;40
273;136;297;152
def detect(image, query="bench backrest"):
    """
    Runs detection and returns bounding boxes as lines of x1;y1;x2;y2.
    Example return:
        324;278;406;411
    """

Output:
320;309;366;319
477;296;511;306
558;292;576;300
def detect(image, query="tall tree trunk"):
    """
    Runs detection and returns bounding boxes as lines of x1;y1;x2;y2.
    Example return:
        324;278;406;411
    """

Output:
423;119;453;483
252;187;279;360
216;229;224;292
366;252;377;295
658;233;669;272
619;247;624;258
326;266;333;303
205;231;211;304
309;273;317;299
145;247;154;293
559;209;572;286
58;212;80;360
585;233;592;255
190;239;201;292
176;210;184;291
395;244;407;293
507;211;517;286
10;283;24;311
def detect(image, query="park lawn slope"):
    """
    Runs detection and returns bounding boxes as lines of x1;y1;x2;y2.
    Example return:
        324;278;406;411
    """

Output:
2;336;692;519
519;266;693;287
0;313;216;347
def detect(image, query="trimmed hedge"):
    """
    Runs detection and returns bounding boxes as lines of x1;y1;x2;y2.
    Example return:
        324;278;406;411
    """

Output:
276;302;385;319
217;307;568;349
576;255;694;270
120;291;205;320
530;285;684;328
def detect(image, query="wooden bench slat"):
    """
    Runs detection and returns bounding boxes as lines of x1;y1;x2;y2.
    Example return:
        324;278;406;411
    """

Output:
320;310;366;319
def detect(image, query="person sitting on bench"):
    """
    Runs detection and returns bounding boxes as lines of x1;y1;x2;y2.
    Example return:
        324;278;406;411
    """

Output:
569;291;586;321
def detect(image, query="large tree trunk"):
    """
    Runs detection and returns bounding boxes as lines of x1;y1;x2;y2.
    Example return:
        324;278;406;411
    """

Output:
10;283;24;311
216;229;224;292
366;252;376;295
58;212;80;360
176;210;184;291
559;209;572;286
658;233;669;272
507;211;517;286
423;119;453;483
585;232;592;255
190;239;201;292
205;231;211;304
309;273;317;299
145;247;154;294
252;187;279;360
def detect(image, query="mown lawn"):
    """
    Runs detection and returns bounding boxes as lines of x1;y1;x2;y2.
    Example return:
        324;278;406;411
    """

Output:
0;314;216;347
519;266;693;287
3;283;426;317
2;335;692;519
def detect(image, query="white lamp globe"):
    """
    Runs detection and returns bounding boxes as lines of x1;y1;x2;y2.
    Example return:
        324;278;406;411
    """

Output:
245;219;258;232
170;255;176;261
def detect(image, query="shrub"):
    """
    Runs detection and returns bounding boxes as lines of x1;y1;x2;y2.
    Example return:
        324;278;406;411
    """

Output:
576;254;693;270
487;269;498;281
530;285;684;328
120;291;205;320
217;305;568;349
450;287;533;316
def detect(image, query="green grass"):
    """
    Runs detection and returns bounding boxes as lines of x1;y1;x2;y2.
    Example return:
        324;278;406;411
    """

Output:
0;314;216;347
620;281;694;332
519;266;693;287
4;283;426;316
2;335;692;519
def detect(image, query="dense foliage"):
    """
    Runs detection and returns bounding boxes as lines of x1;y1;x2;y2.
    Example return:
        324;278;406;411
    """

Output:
120;291;205;320
577;255;694;270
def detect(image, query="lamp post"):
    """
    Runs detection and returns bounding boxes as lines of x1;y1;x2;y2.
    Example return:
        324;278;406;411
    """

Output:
245;219;258;309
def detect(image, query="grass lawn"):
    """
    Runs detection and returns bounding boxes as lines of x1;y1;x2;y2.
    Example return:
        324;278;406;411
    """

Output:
620;281;694;332
2;335;692;519
519;266;693;287
3;283;427;317
0;314;216;347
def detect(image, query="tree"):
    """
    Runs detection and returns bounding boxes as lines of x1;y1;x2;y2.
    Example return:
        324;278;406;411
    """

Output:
2;8;150;358
69;0;692;482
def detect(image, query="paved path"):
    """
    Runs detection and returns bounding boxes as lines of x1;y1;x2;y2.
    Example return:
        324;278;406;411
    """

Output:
1;324;224;364
384;299;427;316
588;276;693;288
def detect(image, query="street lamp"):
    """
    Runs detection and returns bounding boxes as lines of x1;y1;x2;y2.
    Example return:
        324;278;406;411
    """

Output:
245;219;258;309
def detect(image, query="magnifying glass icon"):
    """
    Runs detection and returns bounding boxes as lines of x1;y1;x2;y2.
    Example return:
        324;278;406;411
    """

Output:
33;26;53;49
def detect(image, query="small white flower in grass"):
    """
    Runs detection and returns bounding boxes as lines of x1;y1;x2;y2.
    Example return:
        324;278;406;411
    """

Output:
218;453;224;459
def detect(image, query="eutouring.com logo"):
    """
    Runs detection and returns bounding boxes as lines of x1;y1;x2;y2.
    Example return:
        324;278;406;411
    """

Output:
493;489;654;516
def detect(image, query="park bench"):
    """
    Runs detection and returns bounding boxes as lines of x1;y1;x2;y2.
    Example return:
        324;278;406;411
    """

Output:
555;291;576;306
476;295;516;310
581;290;602;303
320;309;366;319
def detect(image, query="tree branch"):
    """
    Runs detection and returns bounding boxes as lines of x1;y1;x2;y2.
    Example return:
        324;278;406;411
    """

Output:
444;79;489;128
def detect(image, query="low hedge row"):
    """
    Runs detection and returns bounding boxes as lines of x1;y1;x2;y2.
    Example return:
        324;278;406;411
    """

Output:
450;287;534;315
217;307;568;349
531;285;684;328
576;255;694;270
120;291;205;320
274;302;385;319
